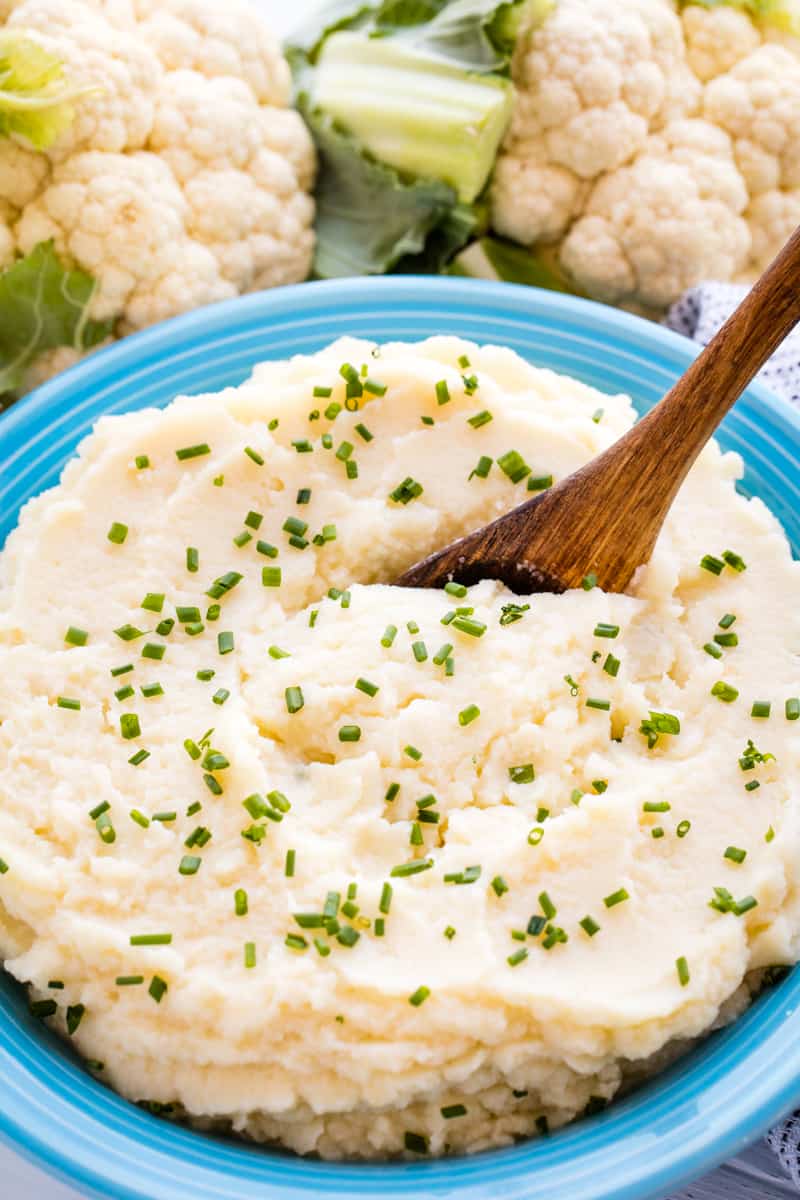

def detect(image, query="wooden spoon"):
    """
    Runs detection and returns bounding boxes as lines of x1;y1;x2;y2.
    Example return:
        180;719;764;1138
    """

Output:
397;226;800;595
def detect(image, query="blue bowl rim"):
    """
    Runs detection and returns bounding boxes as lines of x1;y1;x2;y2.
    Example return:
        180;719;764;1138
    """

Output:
2;275;800;1200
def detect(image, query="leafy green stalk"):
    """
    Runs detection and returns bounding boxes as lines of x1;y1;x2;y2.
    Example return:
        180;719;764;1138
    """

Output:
289;0;551;278
449;235;581;296
300;100;461;277
0;241;112;401
0;33;91;150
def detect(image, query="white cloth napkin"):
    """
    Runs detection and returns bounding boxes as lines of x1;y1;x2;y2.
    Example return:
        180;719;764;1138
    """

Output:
667;282;800;1191
666;283;800;408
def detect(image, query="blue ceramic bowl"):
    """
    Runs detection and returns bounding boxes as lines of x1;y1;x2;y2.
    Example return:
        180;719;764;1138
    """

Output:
2;278;800;1200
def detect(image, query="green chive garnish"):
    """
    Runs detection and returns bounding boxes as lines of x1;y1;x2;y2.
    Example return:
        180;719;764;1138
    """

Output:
285;686;304;714
603;888;629;908
676;956;690;987
176;444;211;461
458;704;480;727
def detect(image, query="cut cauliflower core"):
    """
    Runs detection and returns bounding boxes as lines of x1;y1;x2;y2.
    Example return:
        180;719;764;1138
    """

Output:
493;0;800;314
0;0;315;376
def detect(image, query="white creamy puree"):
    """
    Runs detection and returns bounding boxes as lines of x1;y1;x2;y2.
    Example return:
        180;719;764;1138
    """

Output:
1;337;799;1159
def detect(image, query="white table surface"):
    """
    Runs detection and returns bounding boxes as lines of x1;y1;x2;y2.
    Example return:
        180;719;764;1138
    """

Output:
2;1;797;1196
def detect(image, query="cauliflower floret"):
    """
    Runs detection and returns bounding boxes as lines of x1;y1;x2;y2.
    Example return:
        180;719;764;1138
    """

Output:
493;0;703;250
491;149;586;245
134;0;290;106
13;150;223;324
744;187;800;274
148;70;315;292
122;241;236;332
704;45;800;194
8;1;163;158
0;141;50;211
147;70;270;182
681;4;762;83
183;166;314;292
506;0;700;178
559;120;751;311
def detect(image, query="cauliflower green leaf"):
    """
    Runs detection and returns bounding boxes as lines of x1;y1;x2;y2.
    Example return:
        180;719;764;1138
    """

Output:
0;33;90;150
300;100;463;277
0;242;112;400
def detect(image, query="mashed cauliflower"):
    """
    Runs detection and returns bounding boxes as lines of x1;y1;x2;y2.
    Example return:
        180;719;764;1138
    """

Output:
1;337;799;1159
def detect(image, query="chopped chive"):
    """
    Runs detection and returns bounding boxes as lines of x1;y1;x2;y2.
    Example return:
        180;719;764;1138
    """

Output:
603;888;629;908
115;685;134;701
148;976;168;1004
244;942;257;968
507;947;528;967
444;925;456;940
467;409;493;429
110;663;134;677
30;1000;58;1019
582;573;598;591
115;975;145;988
435;380;451;405
244;511;263;531
115;624;145;642
719;613;737;629
379;882;393;914
285;686;304;714
497;449;530;483
389;477;424;505
176;444;211;461
217;631;234;655
385;782;400;803
233;531;252;548
130;933;172;946
211;688;229;706
591;407;604;423
677;819;691;838
451;615;486;638
338;724;362;743
700;554;724;576
751;700;771;719
491;875;509;897
593;623;619;639
704;642;723;659
355;677;379;697
65;625;89;646
528;475;553;492
411;640;428;663
128;749;149;766
391;858;433;877
206;571;242;600
141;683;163;699
355;422;374;442
676;956;690;987
711;681;738;702
130;809;150;829
179;855;201;876
586;697;611;711
135;454;150;469
469;455;493;480
786;698;800;721
603;654;620;677
196;668;215;681
292;439;313;454
186;547;199;573
724;846;747;864
714;632;739;647
141;643;165;662
579;915;600;937
57;697;82;712
643;801;671;813
408;986;430;1007
262;566;282;588
66;1005;85;1034
404;745;422;761
458;704;480;727
441;1104;467;1119
120;713;141;739
723;550;746;572
107;522;129;544
527;827;544;846
462;374;478;395
244;446;264;465
314;385;333;398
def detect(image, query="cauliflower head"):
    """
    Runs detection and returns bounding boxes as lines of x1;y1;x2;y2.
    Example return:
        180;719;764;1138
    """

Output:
492;0;800;314
0;0;315;384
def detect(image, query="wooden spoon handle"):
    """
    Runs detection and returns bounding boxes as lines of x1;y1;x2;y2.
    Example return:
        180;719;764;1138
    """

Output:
631;223;800;506
397;226;800;596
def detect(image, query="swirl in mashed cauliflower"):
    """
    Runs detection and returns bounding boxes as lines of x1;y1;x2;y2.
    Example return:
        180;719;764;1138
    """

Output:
1;337;799;1159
